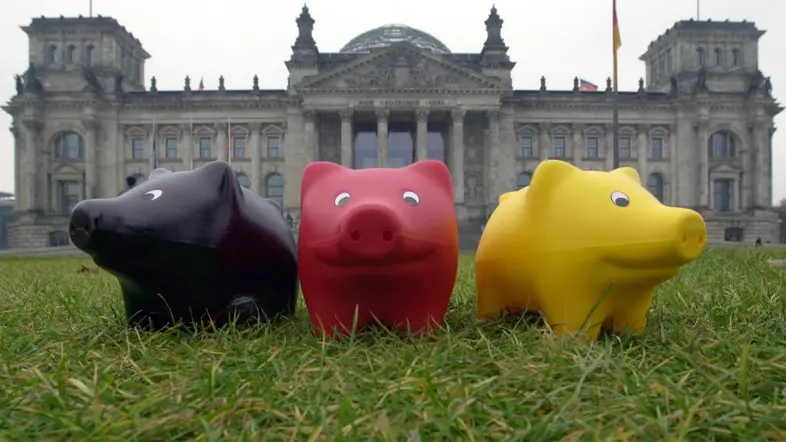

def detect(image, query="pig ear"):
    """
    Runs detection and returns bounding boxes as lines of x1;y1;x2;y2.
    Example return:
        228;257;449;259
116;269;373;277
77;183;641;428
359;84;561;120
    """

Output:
149;168;172;181
408;160;453;198
526;160;580;211
192;161;236;191
301;162;346;195
610;167;641;184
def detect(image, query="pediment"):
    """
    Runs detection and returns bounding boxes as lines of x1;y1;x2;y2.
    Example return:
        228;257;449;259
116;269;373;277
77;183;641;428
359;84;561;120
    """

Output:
297;43;505;91
51;162;83;175
159;125;181;136
709;163;740;174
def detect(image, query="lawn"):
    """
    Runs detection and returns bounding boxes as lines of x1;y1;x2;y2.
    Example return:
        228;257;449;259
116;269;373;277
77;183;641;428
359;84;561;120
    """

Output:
1;248;785;441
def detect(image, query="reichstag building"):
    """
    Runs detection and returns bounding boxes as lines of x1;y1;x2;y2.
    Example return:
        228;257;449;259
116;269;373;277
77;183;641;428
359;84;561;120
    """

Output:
3;6;781;249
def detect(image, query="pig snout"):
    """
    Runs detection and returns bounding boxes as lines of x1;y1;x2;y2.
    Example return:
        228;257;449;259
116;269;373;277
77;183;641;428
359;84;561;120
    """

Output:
69;200;105;251
339;203;403;258
662;208;706;265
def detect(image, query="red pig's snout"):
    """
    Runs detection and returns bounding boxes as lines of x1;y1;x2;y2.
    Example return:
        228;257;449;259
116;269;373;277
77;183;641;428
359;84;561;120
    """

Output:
339;203;403;258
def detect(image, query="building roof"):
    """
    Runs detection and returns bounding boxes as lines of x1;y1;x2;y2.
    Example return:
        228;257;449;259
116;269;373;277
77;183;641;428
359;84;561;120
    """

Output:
21;15;150;59
340;24;451;54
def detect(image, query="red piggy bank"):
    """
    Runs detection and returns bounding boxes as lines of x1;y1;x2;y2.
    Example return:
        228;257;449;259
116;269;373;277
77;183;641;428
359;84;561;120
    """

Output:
298;160;459;338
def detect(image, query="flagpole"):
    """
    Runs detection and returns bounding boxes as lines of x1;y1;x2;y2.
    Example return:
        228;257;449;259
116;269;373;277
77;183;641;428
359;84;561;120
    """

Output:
697;0;700;20
151;117;158;170
227;116;232;165
612;0;621;170
89;0;93;17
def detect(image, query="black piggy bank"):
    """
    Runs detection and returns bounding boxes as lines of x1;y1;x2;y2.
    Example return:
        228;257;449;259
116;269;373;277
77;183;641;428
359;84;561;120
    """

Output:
69;161;298;330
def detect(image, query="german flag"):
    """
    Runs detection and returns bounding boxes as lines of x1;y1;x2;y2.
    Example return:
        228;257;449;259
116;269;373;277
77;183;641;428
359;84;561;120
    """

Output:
612;0;622;91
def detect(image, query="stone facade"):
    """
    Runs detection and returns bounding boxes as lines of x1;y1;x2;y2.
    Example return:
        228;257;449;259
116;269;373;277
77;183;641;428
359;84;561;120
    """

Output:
2;8;783;250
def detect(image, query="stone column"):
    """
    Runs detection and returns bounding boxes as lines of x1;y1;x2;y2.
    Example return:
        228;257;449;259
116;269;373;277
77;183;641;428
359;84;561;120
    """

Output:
36;124;50;210
340;109;353;168
450;108;466;204
9;126;23;209
376;109;389;167
697;121;710;207
180;123;193;169
538;122;551;162
21;121;42;212
752;121;768;207
249;123;261;193
415;109;429;161
637;124;649;180
733;178;740;210
709;180;715;209
604;124;614;170
668;128;678;206
83;120;99;199
303;110;317;164
485;109;505;204
571;123;583;165
215;123;227;162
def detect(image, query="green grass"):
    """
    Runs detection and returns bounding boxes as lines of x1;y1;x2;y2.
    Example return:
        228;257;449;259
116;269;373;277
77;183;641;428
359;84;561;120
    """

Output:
1;248;786;441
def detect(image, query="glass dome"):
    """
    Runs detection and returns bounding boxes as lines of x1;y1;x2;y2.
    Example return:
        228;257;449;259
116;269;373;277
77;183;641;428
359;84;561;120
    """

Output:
340;24;451;54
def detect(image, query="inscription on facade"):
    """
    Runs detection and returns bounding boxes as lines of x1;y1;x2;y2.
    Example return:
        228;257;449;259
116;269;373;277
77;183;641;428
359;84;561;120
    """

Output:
352;99;452;108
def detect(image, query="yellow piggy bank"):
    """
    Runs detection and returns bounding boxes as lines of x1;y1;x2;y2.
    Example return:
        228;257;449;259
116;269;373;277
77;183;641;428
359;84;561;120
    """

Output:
475;160;706;339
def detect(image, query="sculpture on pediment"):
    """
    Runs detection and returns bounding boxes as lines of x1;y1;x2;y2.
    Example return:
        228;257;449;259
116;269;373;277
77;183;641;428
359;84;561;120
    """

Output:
764;77;772;96
83;68;103;93
344;51;458;89
22;63;43;94
14;75;23;95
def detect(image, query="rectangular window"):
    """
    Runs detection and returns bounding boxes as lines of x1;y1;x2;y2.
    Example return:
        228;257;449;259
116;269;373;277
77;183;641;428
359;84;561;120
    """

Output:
553;136;566;157
619;137;631;158
650;137;663;159
267;136;282;158
165;138;178;159
714;179;733;212
199;137;212;159
131;138;145;159
586;137;599;158
518;136;533;157
59;180;80;214
232;136;246;159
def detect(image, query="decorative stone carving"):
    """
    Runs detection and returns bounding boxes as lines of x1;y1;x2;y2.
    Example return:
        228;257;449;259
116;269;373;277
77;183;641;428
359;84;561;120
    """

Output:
341;50;461;89
318;120;341;164
637;124;650;134
303;110;317;122
451;108;466;122
464;173;485;205
487;109;500;123
538;122;551;134
415;109;429;122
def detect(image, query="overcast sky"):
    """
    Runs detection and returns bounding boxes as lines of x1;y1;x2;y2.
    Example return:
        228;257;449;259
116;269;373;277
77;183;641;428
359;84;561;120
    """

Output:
1;0;783;203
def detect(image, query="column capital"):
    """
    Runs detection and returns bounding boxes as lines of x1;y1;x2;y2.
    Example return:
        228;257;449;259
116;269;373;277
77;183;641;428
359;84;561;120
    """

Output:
375;108;389;122
486;109;500;123
340;108;353;122
248;122;263;132
303;110;317;122
603;123;614;133
82;119;101;131
415;109;430;123
213;122;228;132
179;122;193;133
538;122;551;134
571;122;584;133
636;123;650;134
22;119;43;132
450;107;466;122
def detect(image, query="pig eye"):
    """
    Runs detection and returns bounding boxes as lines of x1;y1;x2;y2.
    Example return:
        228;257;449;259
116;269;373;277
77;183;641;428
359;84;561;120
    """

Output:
143;189;163;201
334;192;351;207
610;191;629;207
402;190;420;206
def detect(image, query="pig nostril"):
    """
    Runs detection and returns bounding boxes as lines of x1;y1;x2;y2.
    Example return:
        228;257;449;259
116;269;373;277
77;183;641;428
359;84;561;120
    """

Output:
381;230;393;242
681;234;687;245
69;223;76;236
349;229;361;242
698;234;704;244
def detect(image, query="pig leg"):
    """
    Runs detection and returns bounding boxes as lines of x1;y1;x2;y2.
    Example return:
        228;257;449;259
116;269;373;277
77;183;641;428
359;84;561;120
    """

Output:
385;293;449;337
476;276;515;318
538;292;609;340
607;290;655;335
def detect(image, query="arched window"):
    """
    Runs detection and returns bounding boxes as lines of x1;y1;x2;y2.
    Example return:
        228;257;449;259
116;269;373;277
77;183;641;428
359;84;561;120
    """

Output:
647;173;665;202
236;172;252;189
697;47;705;66
47;45;59;64
85;45;95;65
66;45;79;64
53;131;85;160
731;49;740;67
714;48;722;66
265;173;284;208
709;131;736;158
516;172;532;189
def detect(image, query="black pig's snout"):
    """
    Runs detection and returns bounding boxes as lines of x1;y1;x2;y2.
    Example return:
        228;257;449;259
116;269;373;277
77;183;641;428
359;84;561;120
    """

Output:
69;203;99;250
